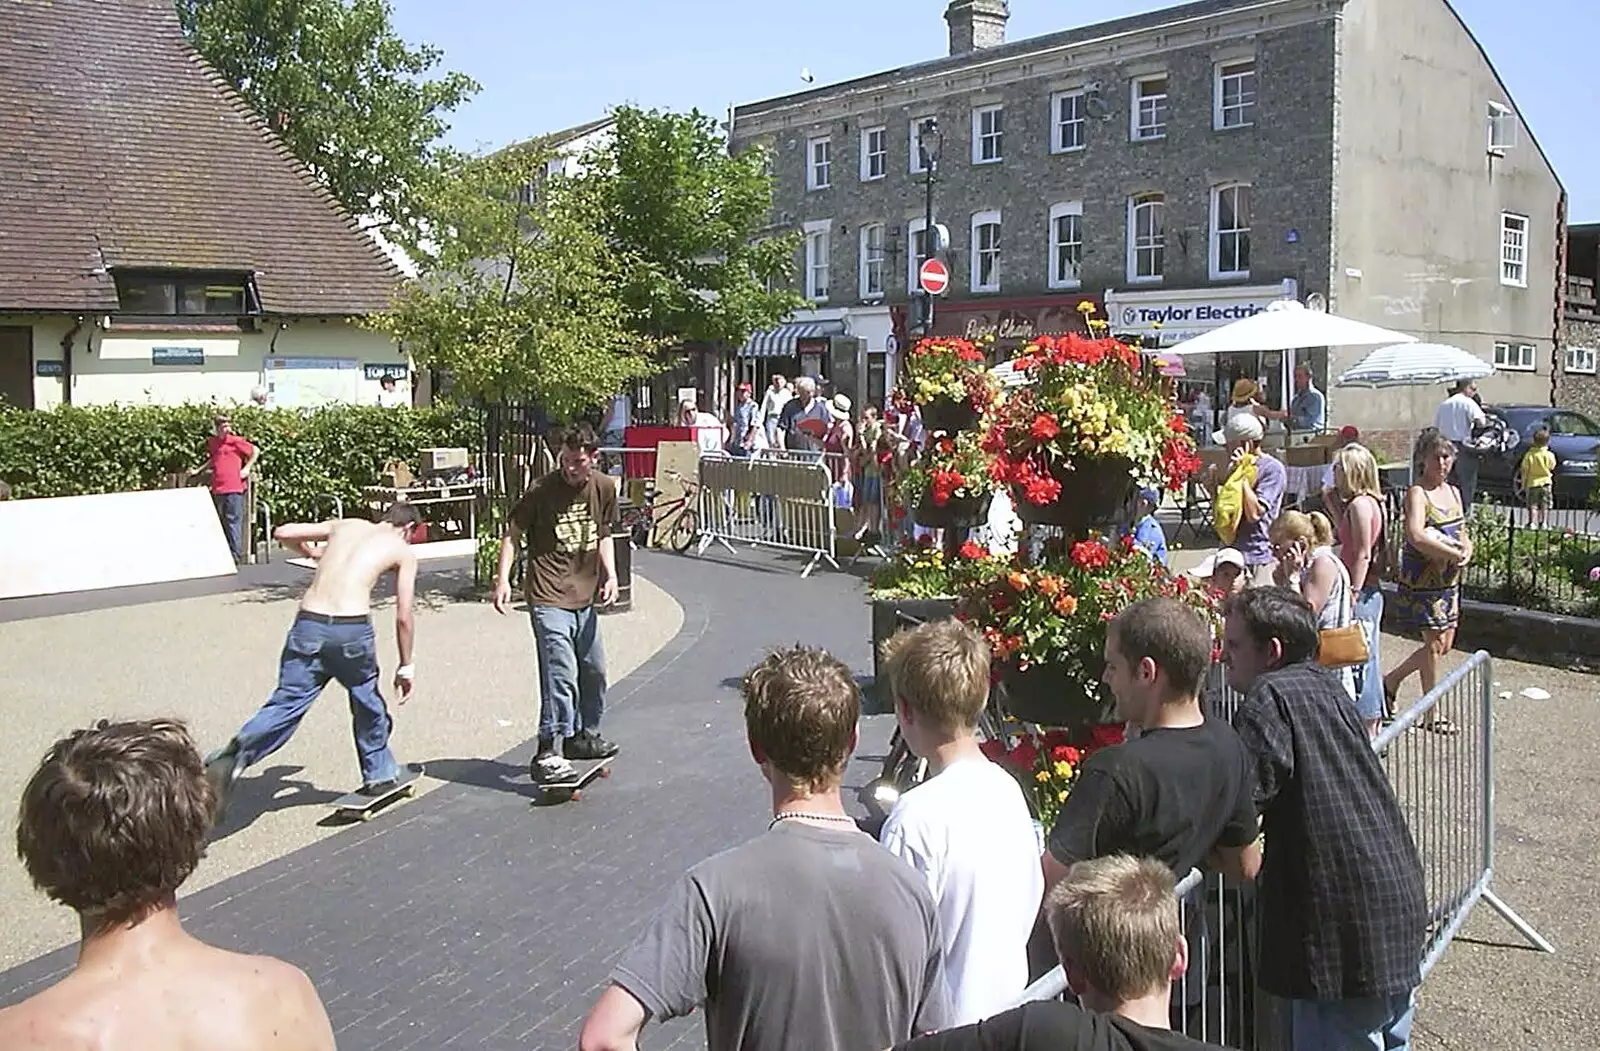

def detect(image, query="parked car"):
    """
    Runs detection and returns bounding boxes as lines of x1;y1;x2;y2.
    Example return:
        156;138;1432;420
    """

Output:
1475;404;1600;506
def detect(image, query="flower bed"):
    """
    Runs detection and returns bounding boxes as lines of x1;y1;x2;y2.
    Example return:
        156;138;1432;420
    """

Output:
981;724;1127;828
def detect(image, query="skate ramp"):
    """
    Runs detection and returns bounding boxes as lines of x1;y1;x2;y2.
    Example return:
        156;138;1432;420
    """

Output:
0;488;237;599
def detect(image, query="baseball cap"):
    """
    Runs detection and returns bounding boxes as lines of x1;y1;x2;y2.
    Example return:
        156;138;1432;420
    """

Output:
1338;424;1360;442
1189;548;1246;579
1136;485;1162;506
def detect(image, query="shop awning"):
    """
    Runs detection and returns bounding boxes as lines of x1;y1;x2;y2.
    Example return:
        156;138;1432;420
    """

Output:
739;320;846;358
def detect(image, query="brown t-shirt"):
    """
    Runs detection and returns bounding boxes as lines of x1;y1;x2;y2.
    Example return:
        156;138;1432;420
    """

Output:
510;471;618;610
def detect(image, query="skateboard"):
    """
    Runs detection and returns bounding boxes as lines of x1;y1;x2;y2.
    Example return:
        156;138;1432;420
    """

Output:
329;763;425;821
532;756;613;805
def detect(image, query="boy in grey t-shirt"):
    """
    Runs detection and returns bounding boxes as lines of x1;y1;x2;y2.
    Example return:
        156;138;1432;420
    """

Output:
580;646;950;1051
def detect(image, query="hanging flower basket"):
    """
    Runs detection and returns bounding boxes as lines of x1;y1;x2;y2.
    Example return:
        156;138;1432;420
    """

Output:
1009;455;1135;533
914;491;991;529
996;660;1115;728
920;395;980;435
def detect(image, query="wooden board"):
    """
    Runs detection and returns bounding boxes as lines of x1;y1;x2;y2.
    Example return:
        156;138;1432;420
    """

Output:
286;537;475;569
650;441;702;548
0;488;237;599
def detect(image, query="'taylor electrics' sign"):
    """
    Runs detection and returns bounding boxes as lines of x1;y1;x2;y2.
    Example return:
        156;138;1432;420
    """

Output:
1104;282;1298;344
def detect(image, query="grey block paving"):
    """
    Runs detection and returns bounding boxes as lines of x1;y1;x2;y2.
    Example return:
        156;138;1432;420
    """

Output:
0;550;893;1051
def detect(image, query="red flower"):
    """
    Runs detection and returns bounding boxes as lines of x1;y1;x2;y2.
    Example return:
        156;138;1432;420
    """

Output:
1089;724;1126;748
1050;744;1082;765
1009;740;1040;772
1029;413;1061;442
979;739;1008;762
1070;540;1112;570
959;540;985;560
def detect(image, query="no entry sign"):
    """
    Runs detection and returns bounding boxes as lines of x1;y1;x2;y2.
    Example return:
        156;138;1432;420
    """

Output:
918;258;951;296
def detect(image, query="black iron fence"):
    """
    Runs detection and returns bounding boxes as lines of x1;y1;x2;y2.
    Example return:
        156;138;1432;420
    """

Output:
1382;498;1600;618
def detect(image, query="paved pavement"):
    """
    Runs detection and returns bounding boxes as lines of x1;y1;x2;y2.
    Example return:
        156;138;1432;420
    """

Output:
1;545;1595;1050
0;557;682;968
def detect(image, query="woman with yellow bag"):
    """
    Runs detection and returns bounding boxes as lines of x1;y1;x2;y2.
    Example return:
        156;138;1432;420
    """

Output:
1206;413;1286;587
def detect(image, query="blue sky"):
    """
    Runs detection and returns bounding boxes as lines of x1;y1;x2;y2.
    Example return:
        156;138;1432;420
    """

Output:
391;0;1598;218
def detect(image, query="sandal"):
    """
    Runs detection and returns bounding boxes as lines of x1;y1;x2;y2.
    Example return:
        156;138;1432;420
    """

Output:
1419;717;1459;736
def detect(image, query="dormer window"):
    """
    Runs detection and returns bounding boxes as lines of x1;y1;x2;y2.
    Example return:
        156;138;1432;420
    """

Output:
114;271;259;316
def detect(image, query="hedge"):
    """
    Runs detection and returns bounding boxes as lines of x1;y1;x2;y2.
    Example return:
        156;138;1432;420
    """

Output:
0;404;482;524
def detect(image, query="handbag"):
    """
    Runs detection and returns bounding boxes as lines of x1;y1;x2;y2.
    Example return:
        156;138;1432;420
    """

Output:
1318;622;1369;669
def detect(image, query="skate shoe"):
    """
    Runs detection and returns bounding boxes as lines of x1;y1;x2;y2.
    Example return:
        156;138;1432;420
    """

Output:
565;729;619;761
531;736;575;782
202;740;246;826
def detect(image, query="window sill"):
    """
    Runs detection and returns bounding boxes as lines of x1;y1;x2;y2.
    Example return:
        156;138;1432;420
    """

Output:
1047;280;1084;292
1050;145;1087;156
1493;365;1536;373
1209;271;1253;282
1127;276;1164;286
972;157;1003;166
1500;280;1528;289
860;174;886;183
1213;121;1256;132
970;287;1002;295
1131;132;1167;144
1565;369;1598;377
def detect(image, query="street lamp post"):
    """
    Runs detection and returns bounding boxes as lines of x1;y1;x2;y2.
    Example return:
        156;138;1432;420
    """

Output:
917;117;942;337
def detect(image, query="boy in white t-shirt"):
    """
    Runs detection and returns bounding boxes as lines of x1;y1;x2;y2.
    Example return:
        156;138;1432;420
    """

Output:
879;619;1045;1027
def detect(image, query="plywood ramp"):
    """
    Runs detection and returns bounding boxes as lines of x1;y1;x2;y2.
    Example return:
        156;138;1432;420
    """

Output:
0;488;237;599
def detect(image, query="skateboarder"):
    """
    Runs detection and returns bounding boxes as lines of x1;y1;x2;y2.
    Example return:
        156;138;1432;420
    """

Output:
205;502;423;820
1;718;336;1050
494;423;620;782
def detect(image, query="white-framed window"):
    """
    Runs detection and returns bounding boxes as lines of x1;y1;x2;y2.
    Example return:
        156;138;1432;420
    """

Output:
1210;183;1252;279
1128;193;1166;283
910;118;933;174
860;126;887;181
807;136;831;190
1501;212;1528;287
1048;202;1083;289
1493;341;1536;371
1131;75;1168;140
803;220;830;301
859;222;886;299
906;217;929;292
1052;90;1086;152
972;105;1003;164
1487;102;1516;154
1215;60;1257;129
971;210;1001;292
1565;345;1597;375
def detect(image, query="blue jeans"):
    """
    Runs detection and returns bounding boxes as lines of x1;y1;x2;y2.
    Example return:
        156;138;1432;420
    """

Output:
214;491;245;559
1353;586;1386;721
1285;990;1416;1050
531;604;607;739
234;614;401;787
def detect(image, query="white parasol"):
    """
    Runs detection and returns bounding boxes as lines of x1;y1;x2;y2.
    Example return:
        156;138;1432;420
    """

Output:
1160;300;1418;356
1335;342;1495;389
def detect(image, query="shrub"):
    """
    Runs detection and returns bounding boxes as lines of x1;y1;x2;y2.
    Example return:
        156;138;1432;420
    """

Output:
0;404;481;524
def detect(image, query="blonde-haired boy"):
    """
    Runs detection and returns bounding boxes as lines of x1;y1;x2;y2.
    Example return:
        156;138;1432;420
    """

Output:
894;855;1228;1051
879;618;1044;1026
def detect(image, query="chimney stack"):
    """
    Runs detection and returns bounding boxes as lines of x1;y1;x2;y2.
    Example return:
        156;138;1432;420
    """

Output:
945;0;1010;56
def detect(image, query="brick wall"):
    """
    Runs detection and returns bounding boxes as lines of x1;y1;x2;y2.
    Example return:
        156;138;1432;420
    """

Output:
1558;316;1600;419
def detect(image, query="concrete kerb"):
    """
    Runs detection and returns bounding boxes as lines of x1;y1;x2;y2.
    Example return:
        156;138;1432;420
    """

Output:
0;569;684;969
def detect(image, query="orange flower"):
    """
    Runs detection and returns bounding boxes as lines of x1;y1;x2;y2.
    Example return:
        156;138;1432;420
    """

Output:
1036;574;1063;597
1007;571;1031;592
1054;594;1080;616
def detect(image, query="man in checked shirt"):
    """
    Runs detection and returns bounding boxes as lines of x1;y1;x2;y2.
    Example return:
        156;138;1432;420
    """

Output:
1221;587;1428;1050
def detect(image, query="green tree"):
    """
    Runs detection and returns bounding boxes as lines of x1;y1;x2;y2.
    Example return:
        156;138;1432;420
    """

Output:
176;0;478;242
371;143;654;417
571;106;803;348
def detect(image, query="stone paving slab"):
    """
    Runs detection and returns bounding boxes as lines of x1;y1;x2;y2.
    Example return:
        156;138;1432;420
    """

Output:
0;561;682;968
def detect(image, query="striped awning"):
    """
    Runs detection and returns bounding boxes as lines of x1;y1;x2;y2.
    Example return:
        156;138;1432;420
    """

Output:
739;320;846;358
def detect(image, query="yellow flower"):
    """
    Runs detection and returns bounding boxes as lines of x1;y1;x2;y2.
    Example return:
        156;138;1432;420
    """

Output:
1053;761;1073;779
1035;770;1051;783
1057;789;1069;802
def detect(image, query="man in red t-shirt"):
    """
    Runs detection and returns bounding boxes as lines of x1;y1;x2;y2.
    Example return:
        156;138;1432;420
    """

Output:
204;414;259;560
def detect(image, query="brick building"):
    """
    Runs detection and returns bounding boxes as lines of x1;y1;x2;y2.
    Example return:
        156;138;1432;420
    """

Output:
1558;223;1599;419
730;0;1564;447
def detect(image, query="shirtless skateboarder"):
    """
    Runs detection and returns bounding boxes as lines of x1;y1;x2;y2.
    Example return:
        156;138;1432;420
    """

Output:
0;718;336;1051
205;502;423;820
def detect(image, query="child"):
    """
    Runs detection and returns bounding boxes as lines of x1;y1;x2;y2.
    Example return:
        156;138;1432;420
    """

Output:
1519;427;1556;528
1128;486;1169;568
879;619;1045;1026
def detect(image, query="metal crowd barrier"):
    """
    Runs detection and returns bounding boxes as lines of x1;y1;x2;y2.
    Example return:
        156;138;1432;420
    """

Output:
695;451;841;577
1015;650;1554;1048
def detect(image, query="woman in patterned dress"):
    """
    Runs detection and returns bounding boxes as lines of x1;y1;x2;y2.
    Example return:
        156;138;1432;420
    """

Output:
1383;430;1473;733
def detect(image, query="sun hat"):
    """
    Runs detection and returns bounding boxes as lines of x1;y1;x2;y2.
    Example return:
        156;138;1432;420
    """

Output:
1223;412;1265;444
830;393;852;419
1230;378;1259;404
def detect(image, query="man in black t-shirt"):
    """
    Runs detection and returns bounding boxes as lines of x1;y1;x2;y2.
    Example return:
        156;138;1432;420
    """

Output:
896;854;1225;1051
1043;597;1259;889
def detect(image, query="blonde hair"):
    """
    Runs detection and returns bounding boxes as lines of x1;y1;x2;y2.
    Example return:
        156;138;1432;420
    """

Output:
1332;442;1382;501
880;618;991;732
1271;509;1335;549
1046;854;1179;1002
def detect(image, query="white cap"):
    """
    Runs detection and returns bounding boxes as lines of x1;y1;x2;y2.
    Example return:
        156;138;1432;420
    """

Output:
1190;548;1246;578
1222;412;1265;444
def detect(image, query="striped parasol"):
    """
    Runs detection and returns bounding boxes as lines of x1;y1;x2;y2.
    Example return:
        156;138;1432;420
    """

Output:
1336;342;1495;389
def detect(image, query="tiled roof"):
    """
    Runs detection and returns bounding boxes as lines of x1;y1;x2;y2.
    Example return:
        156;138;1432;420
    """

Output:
734;0;1287;118
0;0;403;315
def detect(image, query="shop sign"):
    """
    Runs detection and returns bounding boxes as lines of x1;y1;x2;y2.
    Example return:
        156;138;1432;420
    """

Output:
1104;283;1297;344
931;296;1103;345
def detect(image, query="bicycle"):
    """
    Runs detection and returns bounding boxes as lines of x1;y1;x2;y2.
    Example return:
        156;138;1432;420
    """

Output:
619;469;701;554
